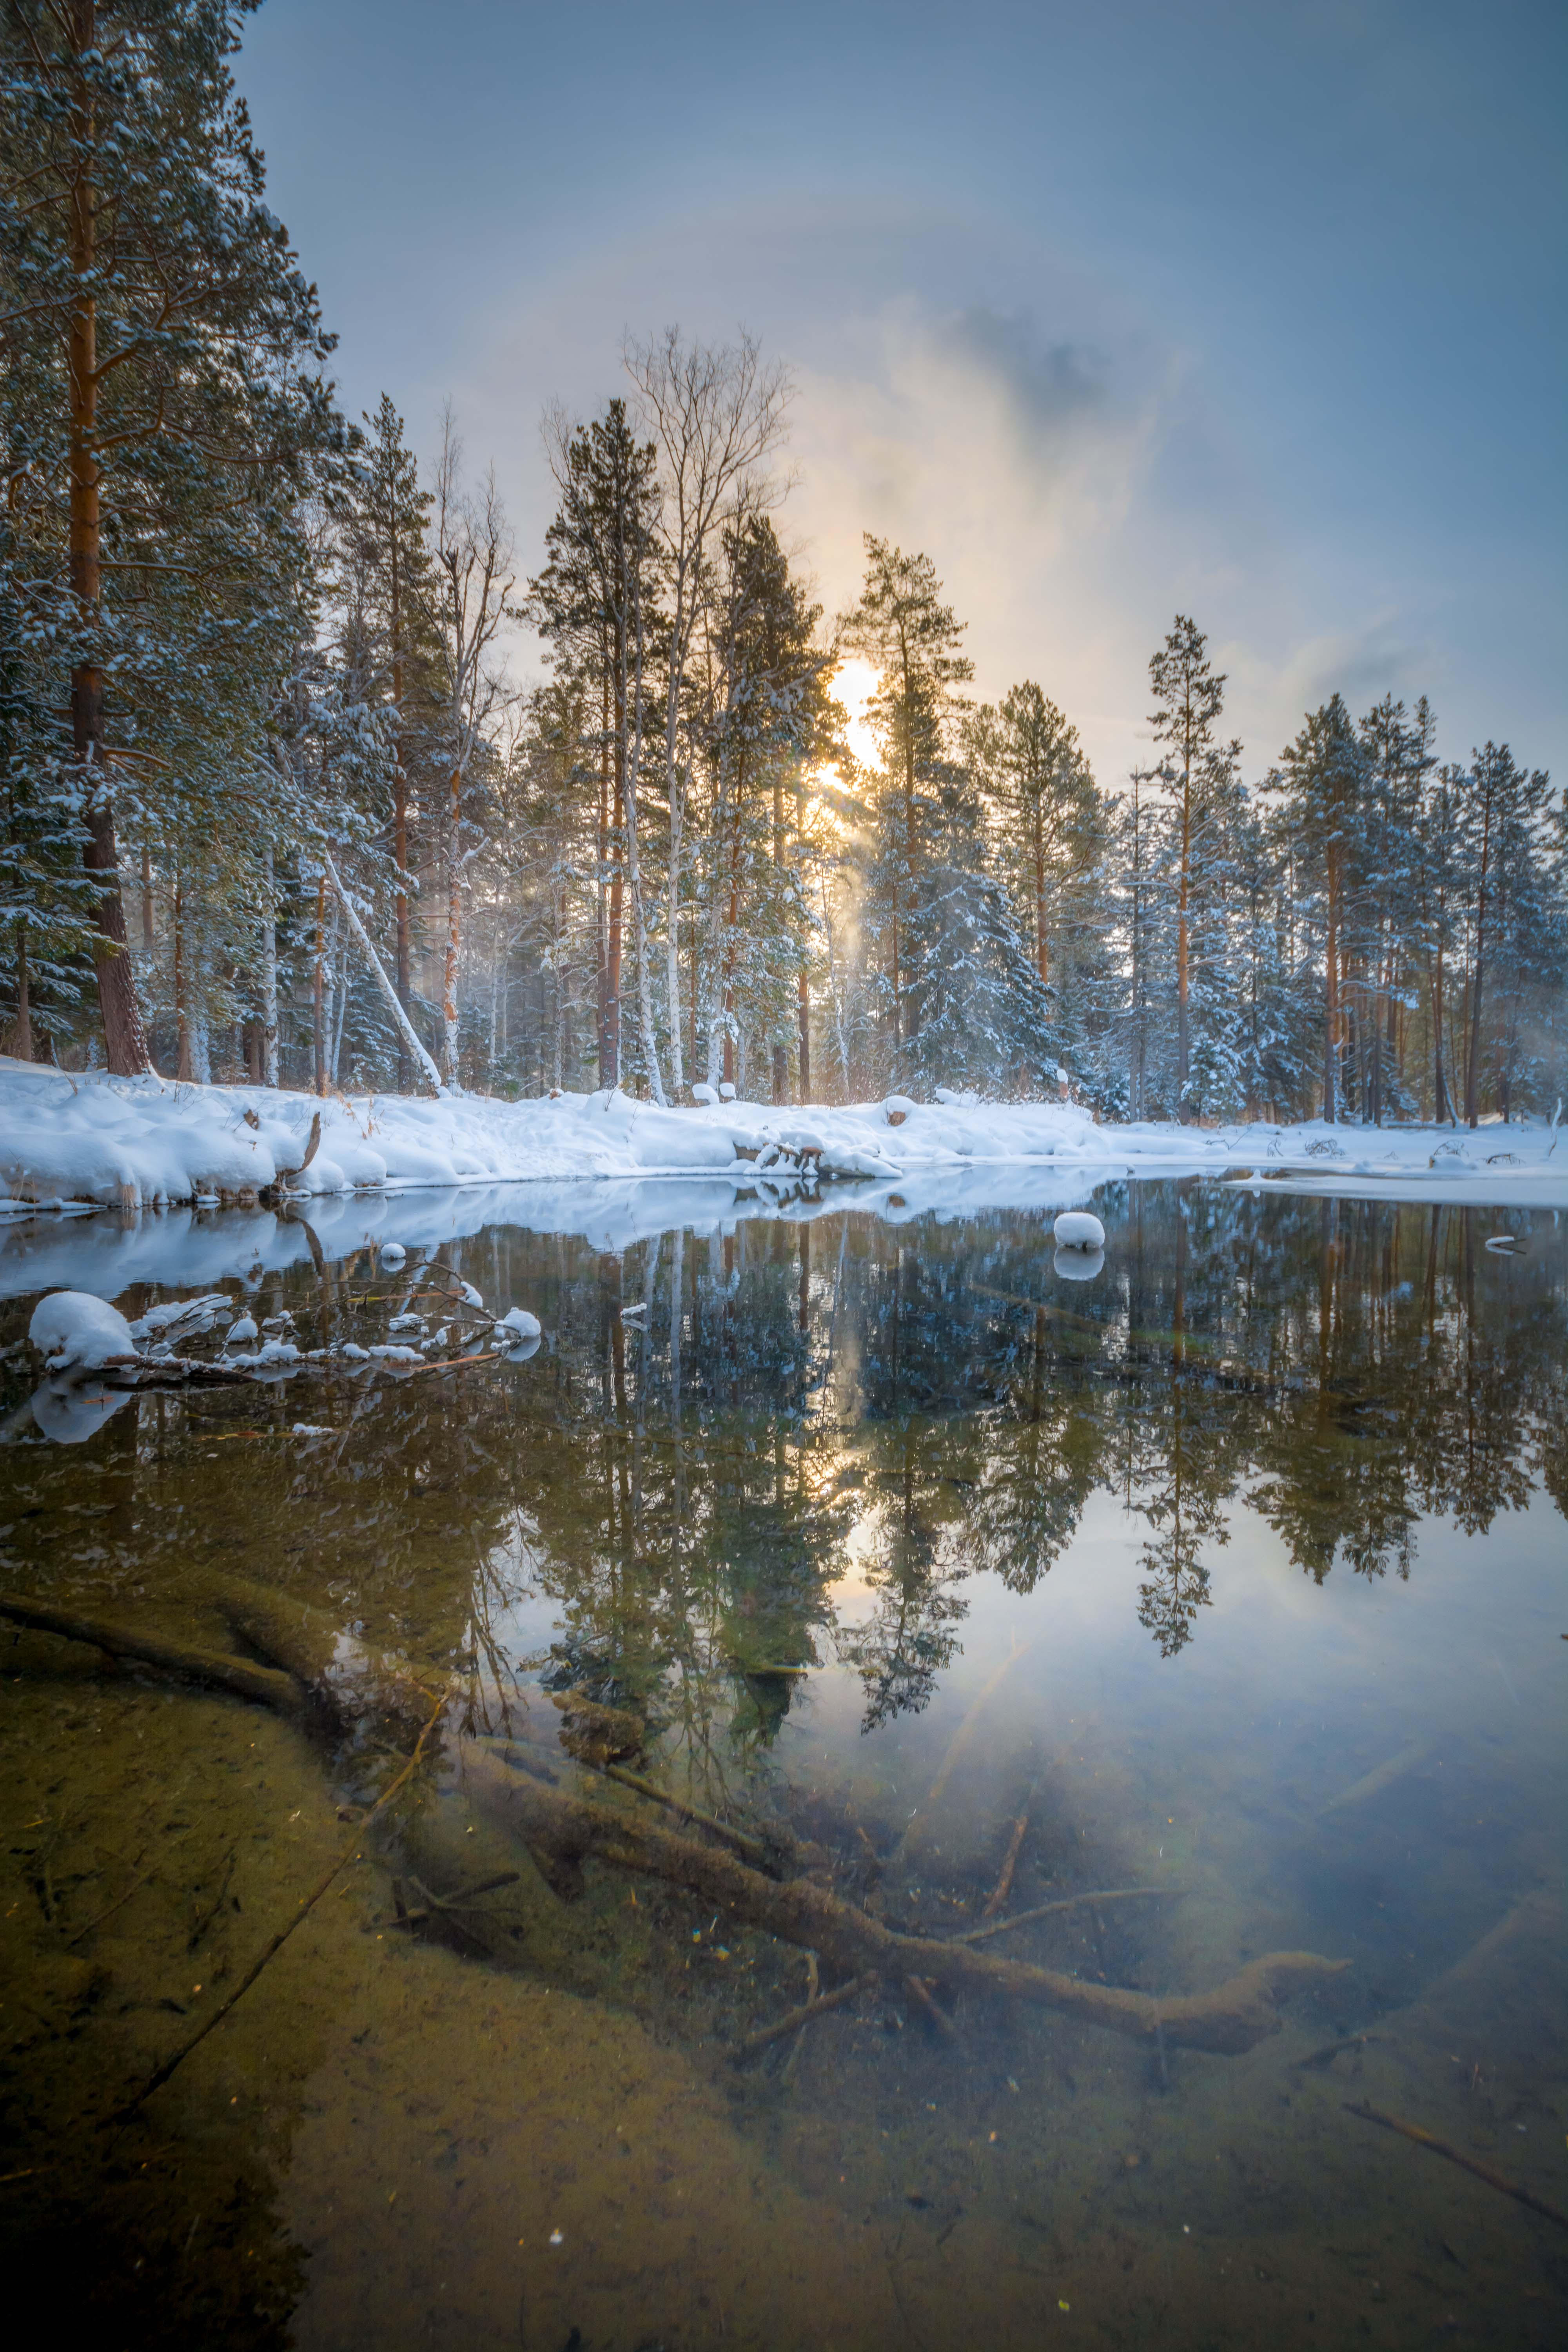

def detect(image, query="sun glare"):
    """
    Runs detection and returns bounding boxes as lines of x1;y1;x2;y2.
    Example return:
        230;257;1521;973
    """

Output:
830;656;881;769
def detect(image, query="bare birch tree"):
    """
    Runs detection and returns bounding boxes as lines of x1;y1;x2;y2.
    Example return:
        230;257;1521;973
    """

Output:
420;413;515;1084
624;328;792;1096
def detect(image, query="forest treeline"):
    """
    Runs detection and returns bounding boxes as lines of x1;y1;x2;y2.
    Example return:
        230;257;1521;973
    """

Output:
2;3;1563;1123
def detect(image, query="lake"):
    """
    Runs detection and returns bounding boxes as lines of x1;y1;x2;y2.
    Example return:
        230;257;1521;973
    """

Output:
2;1179;1564;2349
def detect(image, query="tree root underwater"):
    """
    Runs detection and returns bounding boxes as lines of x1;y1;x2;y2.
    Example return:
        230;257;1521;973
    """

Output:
468;1749;1348;2056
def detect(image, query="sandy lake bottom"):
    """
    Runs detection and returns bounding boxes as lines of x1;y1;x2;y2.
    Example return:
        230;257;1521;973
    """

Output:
1;1180;1564;2350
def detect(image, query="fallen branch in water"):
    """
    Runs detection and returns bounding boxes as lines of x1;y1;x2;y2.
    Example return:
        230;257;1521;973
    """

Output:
472;1762;1346;2056
982;1788;1034;1919
904;1973;960;2041
0;1592;307;1717
200;1570;443;1739
730;1973;871;2063
107;1687;449;2125
953;1886;1186;1947
1345;2101;1568;2232
599;1762;773;1870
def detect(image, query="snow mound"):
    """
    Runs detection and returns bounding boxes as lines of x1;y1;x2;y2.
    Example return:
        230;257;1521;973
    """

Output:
1053;1210;1106;1251
29;1290;136;1374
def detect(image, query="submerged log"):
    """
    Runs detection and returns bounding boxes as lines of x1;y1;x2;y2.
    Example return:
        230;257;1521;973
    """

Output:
472;1758;1348;2056
198;1570;443;1738
0;1591;307;1716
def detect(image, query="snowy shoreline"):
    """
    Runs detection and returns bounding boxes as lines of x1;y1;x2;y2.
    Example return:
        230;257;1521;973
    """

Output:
2;1058;1563;1228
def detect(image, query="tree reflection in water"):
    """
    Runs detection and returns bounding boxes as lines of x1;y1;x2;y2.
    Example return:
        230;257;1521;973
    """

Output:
4;1184;1562;1755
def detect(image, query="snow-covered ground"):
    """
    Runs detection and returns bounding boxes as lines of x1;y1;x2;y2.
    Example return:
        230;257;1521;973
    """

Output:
2;1056;1563;1228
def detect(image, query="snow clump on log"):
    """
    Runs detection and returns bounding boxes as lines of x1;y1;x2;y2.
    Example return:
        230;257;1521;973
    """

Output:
29;1290;136;1375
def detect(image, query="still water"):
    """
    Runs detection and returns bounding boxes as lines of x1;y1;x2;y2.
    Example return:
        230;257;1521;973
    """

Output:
1;1181;1564;2350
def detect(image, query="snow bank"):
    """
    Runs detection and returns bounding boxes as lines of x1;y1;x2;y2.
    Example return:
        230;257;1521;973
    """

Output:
2;1057;1564;1224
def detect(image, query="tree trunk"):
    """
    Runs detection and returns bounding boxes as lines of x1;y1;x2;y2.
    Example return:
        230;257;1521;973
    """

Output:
772;775;788;1103
1322;845;1339;1122
67;4;148;1076
1034;804;1047;985
390;543;411;1091
442;766;461;1083
174;869;193;1082
597;652;611;1082
663;628;685;1097
260;849;279;1087
1176;766;1191;1100
1464;791;1492;1129
606;714;623;1090
9;923;34;1060
313;873;327;1096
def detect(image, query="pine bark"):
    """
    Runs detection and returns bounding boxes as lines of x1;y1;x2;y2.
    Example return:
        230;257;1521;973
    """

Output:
68;7;149;1074
1464;785;1492;1128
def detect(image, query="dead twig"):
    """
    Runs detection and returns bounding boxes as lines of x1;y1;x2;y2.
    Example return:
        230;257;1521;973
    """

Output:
730;1972;870;2064
1345;2101;1568;2233
599;1762;773;1870
892;1639;1031;1867
904;1973;960;2041
983;1775;1038;1919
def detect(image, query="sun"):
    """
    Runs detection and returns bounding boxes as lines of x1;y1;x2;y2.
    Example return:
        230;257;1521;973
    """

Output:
829;656;881;770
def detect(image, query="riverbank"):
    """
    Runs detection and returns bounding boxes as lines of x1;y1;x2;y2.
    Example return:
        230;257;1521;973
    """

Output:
2;1058;1563;1220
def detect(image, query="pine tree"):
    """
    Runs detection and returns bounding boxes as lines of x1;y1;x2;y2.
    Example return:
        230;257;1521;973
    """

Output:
534;399;663;1093
1147;616;1229;1109
0;0;343;1070
696;514;828;1092
1271;695;1368;1122
347;395;437;1084
839;537;973;1058
1458;742;1553;1125
900;773;1059;1093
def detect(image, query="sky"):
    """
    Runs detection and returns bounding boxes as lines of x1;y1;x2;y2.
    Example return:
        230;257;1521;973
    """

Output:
239;0;1565;790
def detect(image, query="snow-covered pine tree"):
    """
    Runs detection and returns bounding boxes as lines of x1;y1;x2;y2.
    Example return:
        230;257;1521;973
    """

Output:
0;0;345;1070
1354;696;1432;1123
1455;742;1554;1125
691;514;830;1097
534;399;663;1094
345;394;439;1086
838;537;973;1067
900;769;1060;1095
1269;695;1368;1122
1146;616;1231;1113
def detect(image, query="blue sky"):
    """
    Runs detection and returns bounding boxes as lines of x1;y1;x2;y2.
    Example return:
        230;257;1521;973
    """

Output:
240;0;1564;788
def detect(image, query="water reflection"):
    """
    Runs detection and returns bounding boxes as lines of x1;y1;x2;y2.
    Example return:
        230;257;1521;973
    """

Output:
2;1180;1565;2350
5;1187;1563;1734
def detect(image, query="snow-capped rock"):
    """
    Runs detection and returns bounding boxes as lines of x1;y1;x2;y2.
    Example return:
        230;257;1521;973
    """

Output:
1053;1210;1106;1251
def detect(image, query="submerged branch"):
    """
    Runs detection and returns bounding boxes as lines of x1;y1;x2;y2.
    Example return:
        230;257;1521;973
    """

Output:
0;1592;307;1717
475;1762;1347;2056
